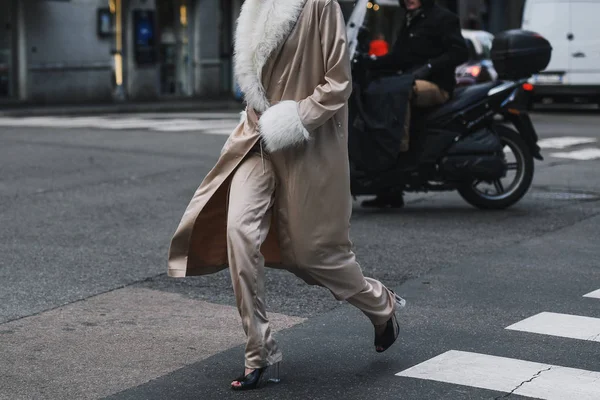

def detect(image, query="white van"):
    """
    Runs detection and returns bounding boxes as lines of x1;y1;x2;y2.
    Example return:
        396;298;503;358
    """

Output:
522;0;600;105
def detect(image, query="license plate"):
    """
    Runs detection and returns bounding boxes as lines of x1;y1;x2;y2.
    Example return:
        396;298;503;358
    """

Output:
533;74;563;84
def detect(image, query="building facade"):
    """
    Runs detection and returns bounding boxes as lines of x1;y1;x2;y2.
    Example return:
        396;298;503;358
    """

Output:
0;0;526;105
0;0;242;104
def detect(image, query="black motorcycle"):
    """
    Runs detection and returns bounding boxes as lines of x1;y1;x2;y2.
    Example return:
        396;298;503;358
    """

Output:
349;30;552;210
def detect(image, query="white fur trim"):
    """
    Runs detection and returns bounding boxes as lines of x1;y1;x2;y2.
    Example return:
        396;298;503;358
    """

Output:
234;0;307;113
239;110;247;125
258;101;310;152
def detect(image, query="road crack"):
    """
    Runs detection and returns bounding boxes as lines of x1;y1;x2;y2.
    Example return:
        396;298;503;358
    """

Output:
494;366;553;400
588;332;600;342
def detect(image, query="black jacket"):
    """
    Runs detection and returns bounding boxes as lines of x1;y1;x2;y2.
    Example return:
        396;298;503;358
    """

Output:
371;1;468;95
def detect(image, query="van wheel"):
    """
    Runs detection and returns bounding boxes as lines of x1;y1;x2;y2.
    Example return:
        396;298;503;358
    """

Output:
458;125;534;210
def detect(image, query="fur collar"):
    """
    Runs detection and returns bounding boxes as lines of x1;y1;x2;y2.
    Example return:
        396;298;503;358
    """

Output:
234;0;308;113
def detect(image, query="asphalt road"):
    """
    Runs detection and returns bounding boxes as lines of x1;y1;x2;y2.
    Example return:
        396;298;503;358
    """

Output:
1;110;599;399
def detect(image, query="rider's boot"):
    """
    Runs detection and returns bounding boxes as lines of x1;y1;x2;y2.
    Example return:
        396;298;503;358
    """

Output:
361;193;405;209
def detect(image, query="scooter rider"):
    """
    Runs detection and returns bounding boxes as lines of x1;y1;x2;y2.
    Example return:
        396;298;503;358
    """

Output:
362;0;468;209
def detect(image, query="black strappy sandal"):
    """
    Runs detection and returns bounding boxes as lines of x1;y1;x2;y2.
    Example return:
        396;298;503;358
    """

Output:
231;362;281;391
374;291;406;353
374;314;400;353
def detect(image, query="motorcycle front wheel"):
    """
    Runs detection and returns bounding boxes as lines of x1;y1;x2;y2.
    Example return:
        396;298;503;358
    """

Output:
458;124;534;210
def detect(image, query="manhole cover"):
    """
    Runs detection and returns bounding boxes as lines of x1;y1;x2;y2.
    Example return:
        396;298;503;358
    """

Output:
531;191;599;201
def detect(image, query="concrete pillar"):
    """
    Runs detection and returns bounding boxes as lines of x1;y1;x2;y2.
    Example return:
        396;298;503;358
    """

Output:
487;0;508;33
459;0;485;30
231;0;243;97
192;0;221;96
15;0;27;101
507;0;526;30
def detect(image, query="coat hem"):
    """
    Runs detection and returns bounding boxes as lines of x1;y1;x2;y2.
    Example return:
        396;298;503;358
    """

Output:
168;133;260;278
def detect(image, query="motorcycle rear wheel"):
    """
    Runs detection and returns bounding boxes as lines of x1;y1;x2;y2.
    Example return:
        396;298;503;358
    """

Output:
458;125;534;210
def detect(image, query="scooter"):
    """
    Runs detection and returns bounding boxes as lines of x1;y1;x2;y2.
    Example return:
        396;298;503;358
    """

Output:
349;74;542;210
346;7;551;209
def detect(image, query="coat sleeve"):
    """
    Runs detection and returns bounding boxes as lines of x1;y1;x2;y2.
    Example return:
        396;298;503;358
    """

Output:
297;0;352;132
428;13;469;72
258;0;352;153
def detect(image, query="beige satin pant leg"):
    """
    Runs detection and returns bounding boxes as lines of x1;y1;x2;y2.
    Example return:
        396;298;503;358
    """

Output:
346;278;397;326
227;153;282;370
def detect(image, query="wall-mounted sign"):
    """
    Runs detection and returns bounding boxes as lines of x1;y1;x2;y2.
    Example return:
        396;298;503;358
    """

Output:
97;8;115;38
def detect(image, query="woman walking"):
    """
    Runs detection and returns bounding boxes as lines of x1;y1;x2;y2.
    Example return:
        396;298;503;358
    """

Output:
168;0;405;390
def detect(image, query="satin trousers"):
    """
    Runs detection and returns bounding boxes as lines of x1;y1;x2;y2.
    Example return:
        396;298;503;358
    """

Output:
227;153;397;369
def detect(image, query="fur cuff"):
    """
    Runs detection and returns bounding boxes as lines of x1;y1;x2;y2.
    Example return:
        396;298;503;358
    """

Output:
258;101;310;152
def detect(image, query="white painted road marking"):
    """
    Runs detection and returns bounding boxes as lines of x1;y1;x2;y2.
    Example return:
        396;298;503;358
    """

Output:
584;289;600;299
0;116;239;135
506;312;600;342
550;148;600;160
397;350;600;400
537;136;597;149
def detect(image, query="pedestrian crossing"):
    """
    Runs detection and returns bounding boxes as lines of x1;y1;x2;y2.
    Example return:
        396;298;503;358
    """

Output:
396;288;600;399
501;136;600;161
537;136;600;161
506;312;600;342
584;289;600;299
537;137;597;150
0;114;242;135
1;115;598;160
550;148;600;161
398;351;600;400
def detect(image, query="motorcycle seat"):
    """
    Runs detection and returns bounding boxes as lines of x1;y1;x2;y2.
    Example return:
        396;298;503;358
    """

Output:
427;82;501;120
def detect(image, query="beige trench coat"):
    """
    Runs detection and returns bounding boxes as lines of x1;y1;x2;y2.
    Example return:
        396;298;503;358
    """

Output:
168;0;366;300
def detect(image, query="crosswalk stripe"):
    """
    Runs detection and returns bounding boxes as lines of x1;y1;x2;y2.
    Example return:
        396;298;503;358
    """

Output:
506;312;600;342
3;117;600;152
397;350;600;400
584;289;600;299
550;148;600;160
0;116;239;134
537;137;597;149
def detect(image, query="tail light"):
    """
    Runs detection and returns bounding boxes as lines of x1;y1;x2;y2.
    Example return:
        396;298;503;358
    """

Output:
465;65;482;77
522;83;534;92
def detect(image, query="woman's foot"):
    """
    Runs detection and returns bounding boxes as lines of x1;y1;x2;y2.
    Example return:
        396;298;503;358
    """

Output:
231;368;258;390
230;363;281;391
374;313;400;352
374;291;406;352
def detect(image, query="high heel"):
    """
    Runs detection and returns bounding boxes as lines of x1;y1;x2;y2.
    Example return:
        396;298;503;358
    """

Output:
392;291;407;310
231;362;281;391
374;291;406;353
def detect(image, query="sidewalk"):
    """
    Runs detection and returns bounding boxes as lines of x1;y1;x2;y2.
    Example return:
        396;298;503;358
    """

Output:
0;97;244;117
